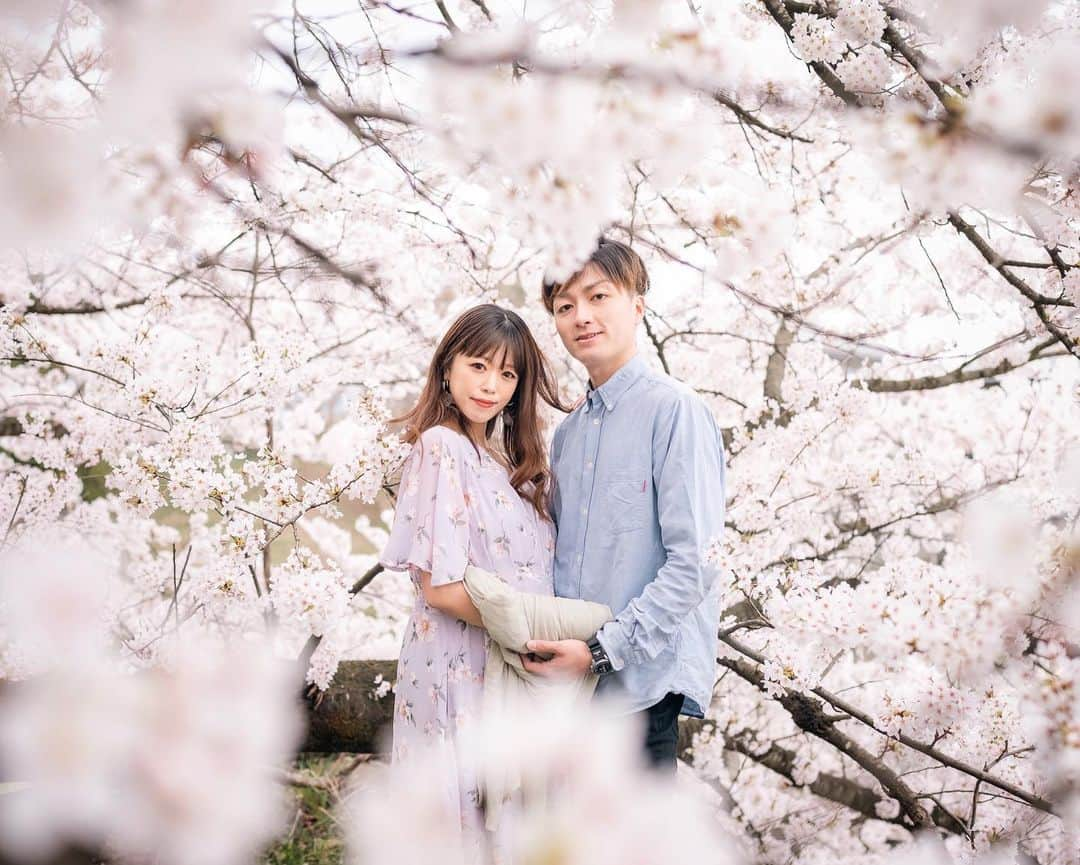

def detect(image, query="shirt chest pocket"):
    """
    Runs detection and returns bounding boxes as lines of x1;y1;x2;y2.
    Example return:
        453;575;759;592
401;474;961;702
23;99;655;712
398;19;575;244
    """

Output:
607;470;651;534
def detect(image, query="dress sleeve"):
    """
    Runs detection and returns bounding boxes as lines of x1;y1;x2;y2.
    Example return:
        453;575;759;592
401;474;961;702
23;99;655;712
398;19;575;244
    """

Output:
379;427;471;587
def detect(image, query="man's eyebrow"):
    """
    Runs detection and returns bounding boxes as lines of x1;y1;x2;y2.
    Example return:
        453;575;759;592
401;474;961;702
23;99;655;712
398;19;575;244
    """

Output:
554;277;612;299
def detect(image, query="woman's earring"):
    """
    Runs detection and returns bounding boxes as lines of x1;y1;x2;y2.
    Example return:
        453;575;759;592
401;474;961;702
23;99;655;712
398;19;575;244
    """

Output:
441;379;455;409
503;403;515;428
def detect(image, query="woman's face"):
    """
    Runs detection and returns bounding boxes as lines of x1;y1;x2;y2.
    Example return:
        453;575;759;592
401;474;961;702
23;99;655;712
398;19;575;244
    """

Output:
445;346;519;437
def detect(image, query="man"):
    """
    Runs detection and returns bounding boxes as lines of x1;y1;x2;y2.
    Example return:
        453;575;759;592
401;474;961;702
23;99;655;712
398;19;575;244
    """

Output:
521;237;727;772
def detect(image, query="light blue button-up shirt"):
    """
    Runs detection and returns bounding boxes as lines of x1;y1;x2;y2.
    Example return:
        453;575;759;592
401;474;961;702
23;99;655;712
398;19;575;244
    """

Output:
549;354;727;718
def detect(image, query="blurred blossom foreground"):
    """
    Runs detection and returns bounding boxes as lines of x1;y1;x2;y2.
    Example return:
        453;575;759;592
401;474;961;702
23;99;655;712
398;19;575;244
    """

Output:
3;539;1075;865
0;539;306;865
344;695;741;865
0;541;735;865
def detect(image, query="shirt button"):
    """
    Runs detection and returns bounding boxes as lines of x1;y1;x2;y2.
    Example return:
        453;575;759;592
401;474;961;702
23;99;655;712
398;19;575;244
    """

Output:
581;507;587;516
585;461;593;469
593;419;600;425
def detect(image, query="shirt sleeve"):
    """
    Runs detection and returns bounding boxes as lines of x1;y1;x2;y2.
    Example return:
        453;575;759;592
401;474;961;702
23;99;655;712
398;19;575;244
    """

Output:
379;427;471;588
547;423;563;527
596;394;727;670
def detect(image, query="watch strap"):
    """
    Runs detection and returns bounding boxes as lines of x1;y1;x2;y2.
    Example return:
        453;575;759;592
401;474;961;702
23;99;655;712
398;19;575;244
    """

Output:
585;635;614;676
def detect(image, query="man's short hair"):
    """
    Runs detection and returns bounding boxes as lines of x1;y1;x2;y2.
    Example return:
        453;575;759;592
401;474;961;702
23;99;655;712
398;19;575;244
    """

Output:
540;237;650;314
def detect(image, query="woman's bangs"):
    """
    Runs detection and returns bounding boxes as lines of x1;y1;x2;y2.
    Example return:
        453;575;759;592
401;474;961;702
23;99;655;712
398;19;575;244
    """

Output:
459;328;523;373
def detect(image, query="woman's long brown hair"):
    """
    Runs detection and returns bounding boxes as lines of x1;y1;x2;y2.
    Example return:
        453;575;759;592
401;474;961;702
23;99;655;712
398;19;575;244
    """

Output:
392;304;570;520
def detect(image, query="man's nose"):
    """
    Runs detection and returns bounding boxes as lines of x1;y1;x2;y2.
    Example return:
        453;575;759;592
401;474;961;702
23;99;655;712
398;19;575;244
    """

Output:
573;305;593;328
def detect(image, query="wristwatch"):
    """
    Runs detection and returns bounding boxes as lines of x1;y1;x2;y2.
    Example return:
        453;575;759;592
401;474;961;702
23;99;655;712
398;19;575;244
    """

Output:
585;636;614;676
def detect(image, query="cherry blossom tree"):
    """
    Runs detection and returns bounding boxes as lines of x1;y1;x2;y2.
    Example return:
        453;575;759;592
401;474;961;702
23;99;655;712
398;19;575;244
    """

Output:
1;1;1079;863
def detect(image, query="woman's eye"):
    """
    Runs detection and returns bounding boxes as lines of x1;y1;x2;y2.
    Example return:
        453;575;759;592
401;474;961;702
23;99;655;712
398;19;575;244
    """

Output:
557;305;571;314
593;293;607;301
471;362;484;370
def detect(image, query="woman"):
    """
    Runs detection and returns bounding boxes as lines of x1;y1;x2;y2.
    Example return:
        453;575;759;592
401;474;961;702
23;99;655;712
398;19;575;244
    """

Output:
379;303;569;855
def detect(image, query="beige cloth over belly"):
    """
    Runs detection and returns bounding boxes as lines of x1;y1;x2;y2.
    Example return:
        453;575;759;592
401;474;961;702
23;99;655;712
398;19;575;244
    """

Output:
461;565;612;831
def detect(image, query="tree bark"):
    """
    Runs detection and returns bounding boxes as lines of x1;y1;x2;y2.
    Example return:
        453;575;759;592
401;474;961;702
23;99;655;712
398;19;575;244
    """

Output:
301;659;398;753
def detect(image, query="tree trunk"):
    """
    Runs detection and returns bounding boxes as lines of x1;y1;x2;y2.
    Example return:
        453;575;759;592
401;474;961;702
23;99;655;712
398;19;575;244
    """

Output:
302;659;398;753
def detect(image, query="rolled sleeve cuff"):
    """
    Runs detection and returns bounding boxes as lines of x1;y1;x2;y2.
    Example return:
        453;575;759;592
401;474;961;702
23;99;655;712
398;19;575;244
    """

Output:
596;621;640;672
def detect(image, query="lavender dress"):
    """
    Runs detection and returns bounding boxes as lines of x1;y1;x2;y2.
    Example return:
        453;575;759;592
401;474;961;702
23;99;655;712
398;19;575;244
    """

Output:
380;425;555;845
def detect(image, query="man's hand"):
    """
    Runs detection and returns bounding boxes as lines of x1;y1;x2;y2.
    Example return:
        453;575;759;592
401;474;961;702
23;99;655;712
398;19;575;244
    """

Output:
521;639;592;679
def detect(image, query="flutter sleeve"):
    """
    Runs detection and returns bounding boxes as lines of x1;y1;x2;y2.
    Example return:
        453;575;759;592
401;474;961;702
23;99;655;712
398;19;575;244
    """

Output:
379;426;471;587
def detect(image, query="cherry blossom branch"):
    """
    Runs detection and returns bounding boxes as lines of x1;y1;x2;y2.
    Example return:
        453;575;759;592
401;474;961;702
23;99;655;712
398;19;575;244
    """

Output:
260;474;379;549
433;1;459;31
858;338;1066;392
16;232;247;316
947;210;1079;360
264;36;488;265
946;213;1073;308
619;196;1055;417
196;176;423;337
4;340;209;432
781;0;1057;166
878;18;955;116
642;312;672;376
627;230;919;358
775;477;1015;568
22;296;151;315
718;652;935;828
1;355;125;387
263;39;414;127
402;41;817;143
756;3;1080;362
714;92;814;143
1014;199;1077;288
717;723;966;832
349;562;385;596
12;391;169;434
759;0;864;107
720;633;1058;816
2;475;28;548
633;215;1067;393
362;0;446;27
297;556;389;683
783;0;958;117
161;543;193;632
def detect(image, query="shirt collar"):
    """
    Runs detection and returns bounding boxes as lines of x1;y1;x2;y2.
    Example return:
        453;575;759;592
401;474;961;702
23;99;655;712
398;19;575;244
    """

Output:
586;354;647;412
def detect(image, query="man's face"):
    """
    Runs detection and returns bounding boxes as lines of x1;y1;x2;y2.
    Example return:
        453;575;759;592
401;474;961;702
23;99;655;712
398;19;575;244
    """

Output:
551;263;644;382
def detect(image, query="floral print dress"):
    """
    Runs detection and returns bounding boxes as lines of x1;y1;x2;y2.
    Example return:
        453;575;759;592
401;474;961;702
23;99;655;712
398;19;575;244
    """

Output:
380;424;555;850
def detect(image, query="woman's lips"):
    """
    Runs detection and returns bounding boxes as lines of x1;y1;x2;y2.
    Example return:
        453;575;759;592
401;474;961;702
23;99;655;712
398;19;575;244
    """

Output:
471;397;496;409
576;331;601;344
